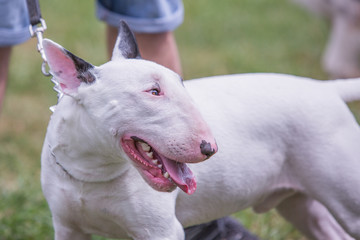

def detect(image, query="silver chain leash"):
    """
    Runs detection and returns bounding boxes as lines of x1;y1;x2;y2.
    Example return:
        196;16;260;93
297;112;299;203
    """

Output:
29;19;63;112
27;0;63;112
29;18;50;77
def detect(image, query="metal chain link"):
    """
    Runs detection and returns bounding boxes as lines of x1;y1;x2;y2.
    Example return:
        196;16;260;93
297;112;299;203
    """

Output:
29;18;51;76
27;0;64;112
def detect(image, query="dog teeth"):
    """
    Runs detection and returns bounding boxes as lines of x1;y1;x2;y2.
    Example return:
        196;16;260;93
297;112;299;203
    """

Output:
146;151;154;159
140;142;151;152
157;164;163;169
163;172;170;178
152;159;159;165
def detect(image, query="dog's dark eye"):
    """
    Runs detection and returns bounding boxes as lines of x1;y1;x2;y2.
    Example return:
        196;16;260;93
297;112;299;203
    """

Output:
150;89;160;96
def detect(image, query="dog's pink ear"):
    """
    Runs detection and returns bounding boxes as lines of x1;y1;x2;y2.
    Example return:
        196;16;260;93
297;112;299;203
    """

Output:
111;21;141;61
42;39;95;94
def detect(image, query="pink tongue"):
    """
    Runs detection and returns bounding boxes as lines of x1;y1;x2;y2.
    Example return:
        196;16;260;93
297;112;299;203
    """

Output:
161;158;196;195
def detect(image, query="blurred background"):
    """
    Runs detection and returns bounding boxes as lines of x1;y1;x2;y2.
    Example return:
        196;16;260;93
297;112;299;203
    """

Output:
1;0;359;239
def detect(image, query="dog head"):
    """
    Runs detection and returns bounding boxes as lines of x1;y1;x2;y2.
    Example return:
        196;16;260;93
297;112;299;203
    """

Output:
42;21;217;194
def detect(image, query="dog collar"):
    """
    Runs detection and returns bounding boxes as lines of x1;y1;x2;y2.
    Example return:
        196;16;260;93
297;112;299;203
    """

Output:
49;76;64;113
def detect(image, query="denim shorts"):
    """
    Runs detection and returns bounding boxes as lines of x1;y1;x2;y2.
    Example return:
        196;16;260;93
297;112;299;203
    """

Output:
96;0;184;33
0;0;183;47
0;0;31;46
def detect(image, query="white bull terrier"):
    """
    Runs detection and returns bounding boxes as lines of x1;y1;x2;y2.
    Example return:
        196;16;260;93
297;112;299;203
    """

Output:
41;22;360;240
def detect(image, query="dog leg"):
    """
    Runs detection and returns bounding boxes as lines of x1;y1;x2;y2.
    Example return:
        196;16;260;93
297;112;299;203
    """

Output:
276;193;354;240
128;218;184;240
286;112;360;239
53;220;91;240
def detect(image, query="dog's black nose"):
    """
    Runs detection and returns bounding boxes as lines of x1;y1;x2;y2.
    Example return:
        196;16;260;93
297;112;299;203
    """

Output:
200;140;216;159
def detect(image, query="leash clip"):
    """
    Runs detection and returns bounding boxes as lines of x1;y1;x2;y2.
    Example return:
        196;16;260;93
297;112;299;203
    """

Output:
29;18;51;76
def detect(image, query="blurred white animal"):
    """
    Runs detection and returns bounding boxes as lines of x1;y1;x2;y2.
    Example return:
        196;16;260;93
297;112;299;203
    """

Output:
295;0;360;78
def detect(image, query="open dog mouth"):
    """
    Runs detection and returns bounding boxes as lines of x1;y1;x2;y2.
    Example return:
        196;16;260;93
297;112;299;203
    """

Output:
121;136;196;195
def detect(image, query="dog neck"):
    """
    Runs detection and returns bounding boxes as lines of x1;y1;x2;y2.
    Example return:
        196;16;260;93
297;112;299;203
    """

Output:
48;143;72;177
46;96;131;182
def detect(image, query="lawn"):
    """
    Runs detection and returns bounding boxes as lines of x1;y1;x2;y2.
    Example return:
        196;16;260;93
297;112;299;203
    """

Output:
0;0;357;239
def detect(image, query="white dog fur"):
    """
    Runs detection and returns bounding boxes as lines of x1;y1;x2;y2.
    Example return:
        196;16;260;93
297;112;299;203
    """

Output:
41;22;360;240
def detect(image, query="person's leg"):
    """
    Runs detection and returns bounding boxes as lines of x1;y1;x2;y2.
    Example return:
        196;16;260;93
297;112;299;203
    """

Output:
0;0;31;114
0;46;12;113
106;25;182;75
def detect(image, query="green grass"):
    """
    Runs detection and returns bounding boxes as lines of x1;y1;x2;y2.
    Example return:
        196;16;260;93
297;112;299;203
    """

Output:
0;0;357;239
